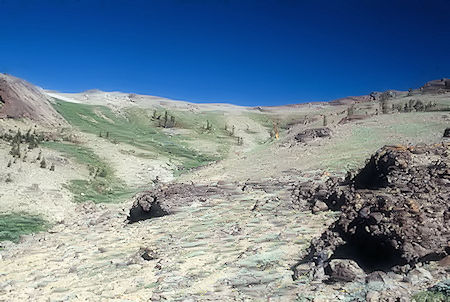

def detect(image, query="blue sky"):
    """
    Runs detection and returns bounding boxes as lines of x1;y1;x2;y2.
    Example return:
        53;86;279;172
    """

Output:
1;0;449;106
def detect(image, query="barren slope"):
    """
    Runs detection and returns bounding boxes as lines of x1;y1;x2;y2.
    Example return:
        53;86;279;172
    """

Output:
0;74;66;127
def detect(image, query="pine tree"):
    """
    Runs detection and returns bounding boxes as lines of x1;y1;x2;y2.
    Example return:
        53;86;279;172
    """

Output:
347;105;354;117
40;157;47;169
163;111;169;128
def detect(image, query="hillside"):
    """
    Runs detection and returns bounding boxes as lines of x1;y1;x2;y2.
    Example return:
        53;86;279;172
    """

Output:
0;75;449;301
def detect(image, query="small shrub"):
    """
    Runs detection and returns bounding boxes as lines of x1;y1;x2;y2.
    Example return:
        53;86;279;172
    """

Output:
412;279;450;302
97;168;107;178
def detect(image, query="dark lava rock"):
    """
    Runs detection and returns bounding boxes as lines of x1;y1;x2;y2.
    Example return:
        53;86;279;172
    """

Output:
295;127;331;143
293;143;450;280
128;191;171;223
444;128;450;138
128;182;235;223
140;248;158;261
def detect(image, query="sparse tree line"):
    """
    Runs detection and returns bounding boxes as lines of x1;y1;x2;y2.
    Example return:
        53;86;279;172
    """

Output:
389;99;438;113
343;98;440;119
98;131;119;144
88;165;108;179
224;124;244;145
152;110;176;128
3;129;55;172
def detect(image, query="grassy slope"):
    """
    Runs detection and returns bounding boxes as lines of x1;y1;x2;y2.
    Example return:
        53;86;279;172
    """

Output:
0;213;49;243
316;112;449;172
52;99;228;171
46;99;240;202
43;141;135;203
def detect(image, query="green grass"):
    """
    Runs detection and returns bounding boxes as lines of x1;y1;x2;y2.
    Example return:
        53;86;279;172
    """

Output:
413;280;450;302
413;291;449;302
52;99;225;172
0;213;49;243
316;112;448;172
43;141;135;203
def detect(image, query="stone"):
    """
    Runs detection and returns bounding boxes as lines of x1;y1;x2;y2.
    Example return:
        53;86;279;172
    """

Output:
438;255;450;267
365;271;388;284
312;201;329;214
141;248;158;261
405;267;433;285
365;291;380;302
325;259;364;282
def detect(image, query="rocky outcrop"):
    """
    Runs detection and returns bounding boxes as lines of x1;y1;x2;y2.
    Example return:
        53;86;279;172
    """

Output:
128;182;237;223
421;78;450;93
294;127;331;143
293;143;450;279
0;73;66;126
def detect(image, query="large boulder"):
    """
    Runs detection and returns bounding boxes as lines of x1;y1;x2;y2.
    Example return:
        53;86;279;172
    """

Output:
293;143;450;279
128;191;171;223
325;259;365;282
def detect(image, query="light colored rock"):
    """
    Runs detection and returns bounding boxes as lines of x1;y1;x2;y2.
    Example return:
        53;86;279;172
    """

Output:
326;259;365;282
405;267;433;285
366;291;380;302
312;201;329;213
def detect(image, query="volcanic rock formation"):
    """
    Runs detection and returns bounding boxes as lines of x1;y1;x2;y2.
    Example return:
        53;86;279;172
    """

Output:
293;143;450;279
128;182;239;223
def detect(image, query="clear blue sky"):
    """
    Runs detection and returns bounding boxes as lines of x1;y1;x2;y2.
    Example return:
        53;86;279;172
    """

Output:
1;0;449;106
